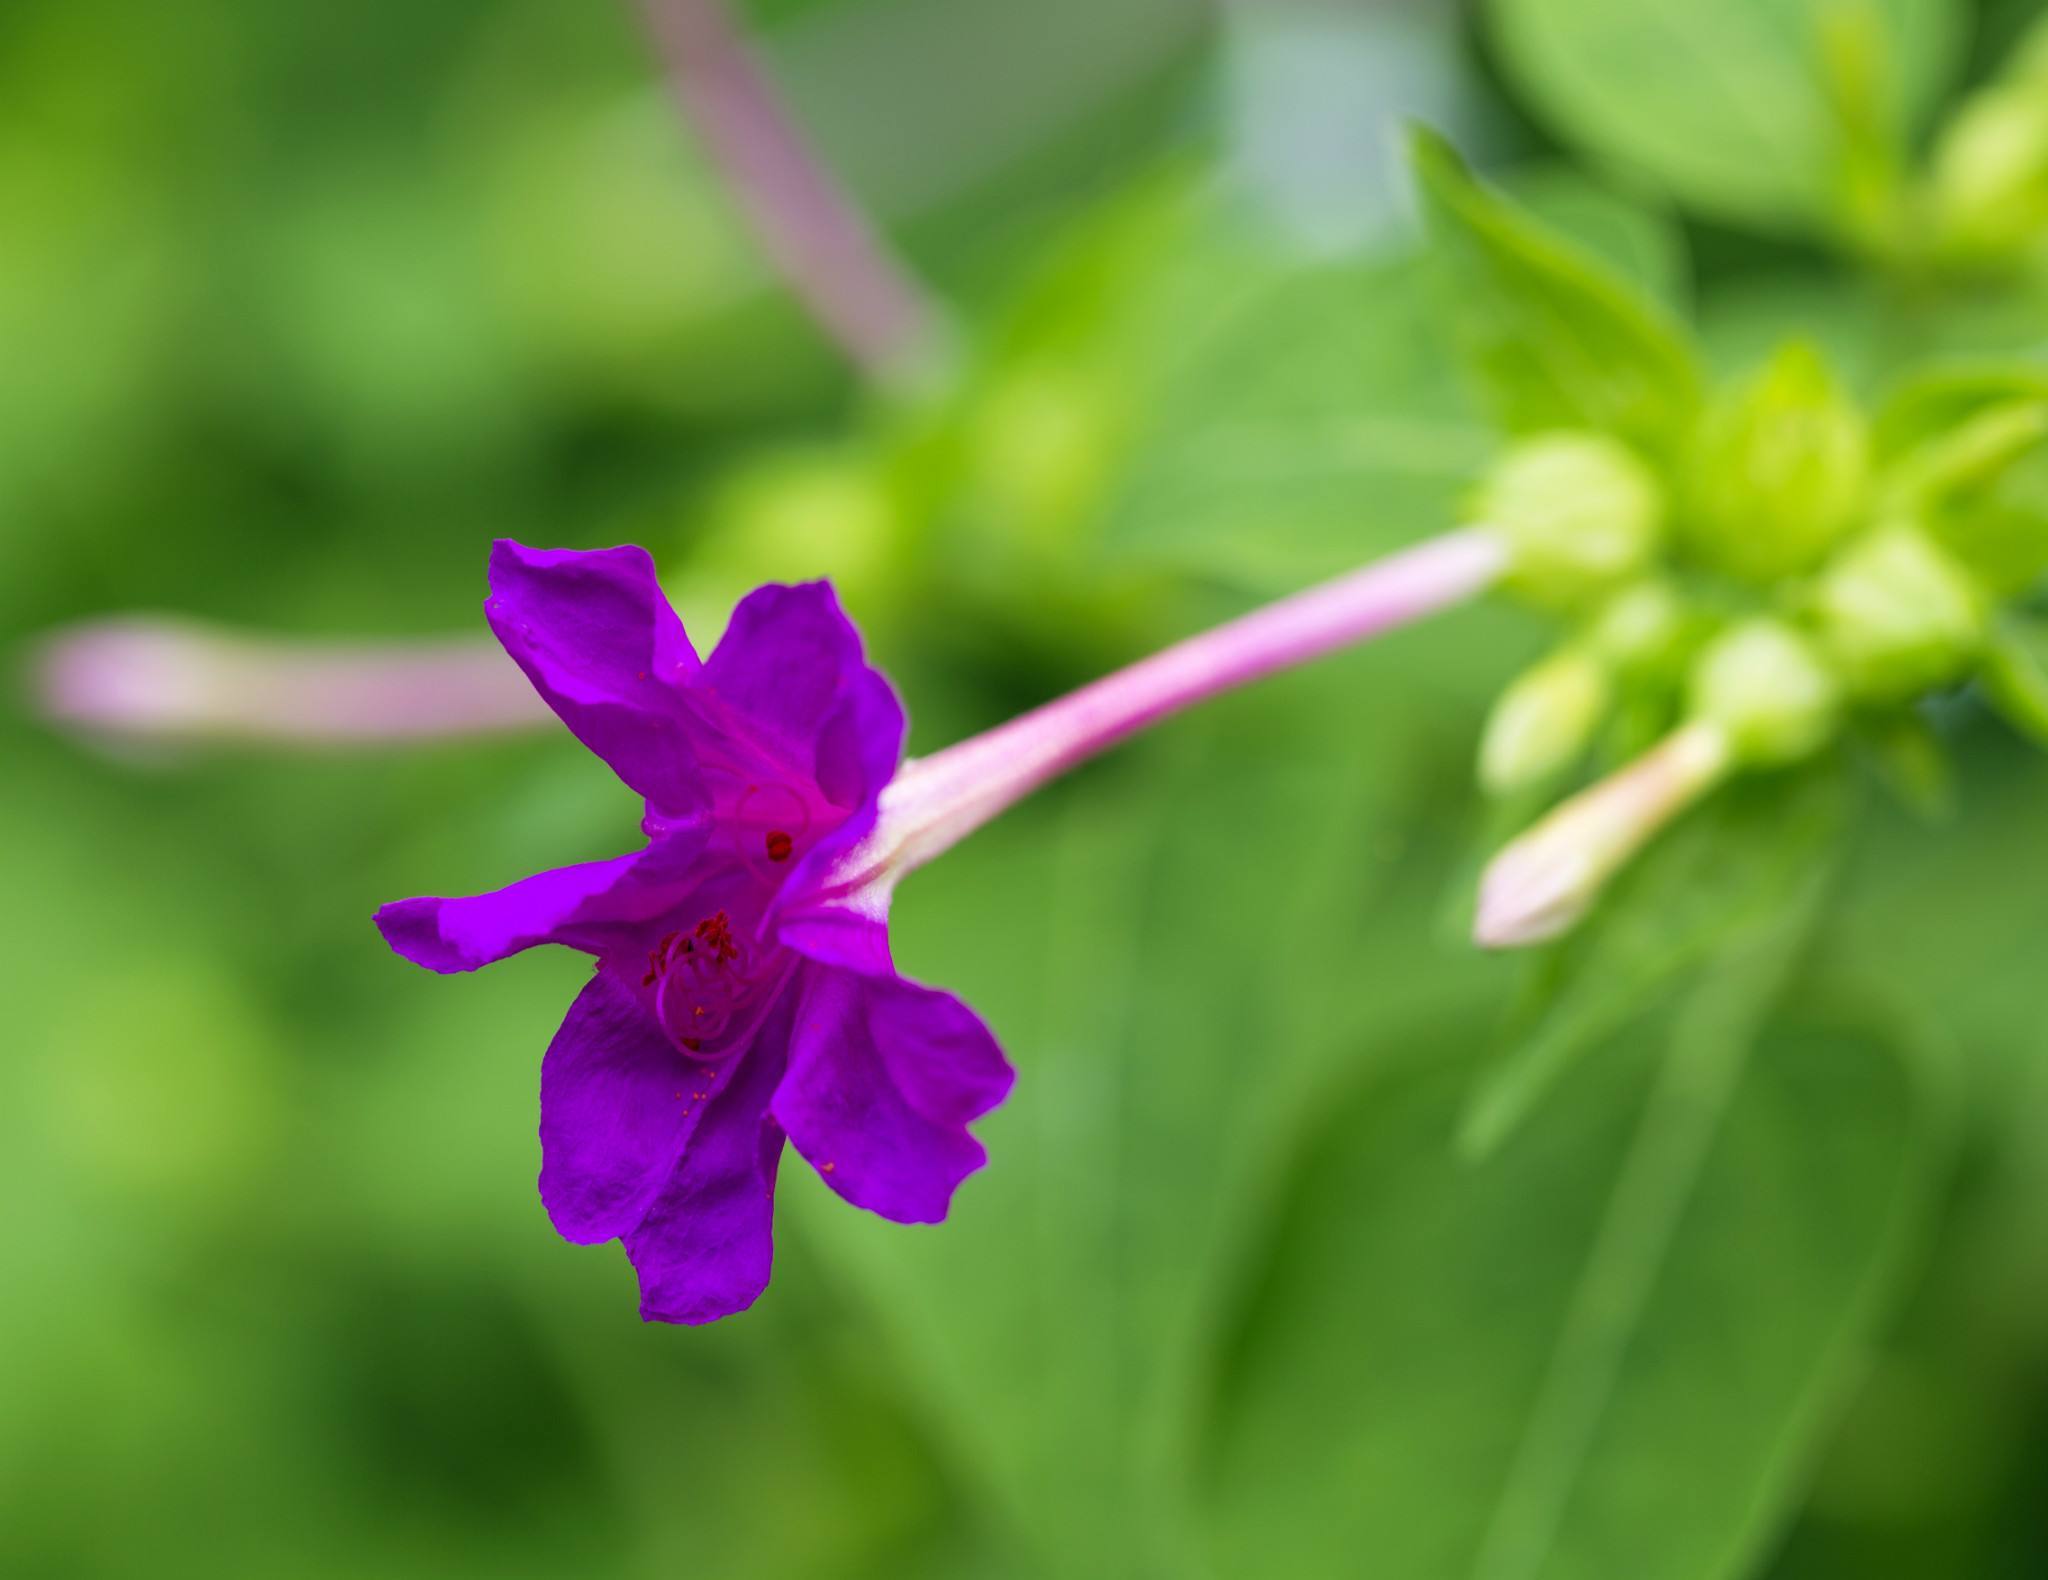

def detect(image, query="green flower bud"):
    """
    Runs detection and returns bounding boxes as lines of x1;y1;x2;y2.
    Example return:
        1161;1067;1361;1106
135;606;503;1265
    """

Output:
1586;579;1689;674
1480;433;1664;609
1811;523;1987;700
1931;87;2048;266
1683;342;1869;581
1688;619;1840;767
1478;648;1610;795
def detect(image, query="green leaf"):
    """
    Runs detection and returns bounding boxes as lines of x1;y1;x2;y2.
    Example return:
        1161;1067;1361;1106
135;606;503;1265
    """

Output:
1873;359;2048;459
1852;710;1956;821
1980;612;2048;748
1486;0;1960;237
1095;167;1684;591
1198;974;1950;1580
1460;771;1845;1156
1496;168;1690;314
1695;273;1892;389
1407;128;1703;465
786;659;1503;1576
1099;252;1488;588
1878;395;2048;594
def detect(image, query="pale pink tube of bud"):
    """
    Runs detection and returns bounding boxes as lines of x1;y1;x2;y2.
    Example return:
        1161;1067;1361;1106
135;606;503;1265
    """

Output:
32;619;551;747
826;527;1510;901
1473;720;1732;949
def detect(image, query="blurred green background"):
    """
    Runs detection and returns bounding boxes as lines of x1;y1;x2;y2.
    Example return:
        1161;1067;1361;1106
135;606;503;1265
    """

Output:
5;0;2048;1576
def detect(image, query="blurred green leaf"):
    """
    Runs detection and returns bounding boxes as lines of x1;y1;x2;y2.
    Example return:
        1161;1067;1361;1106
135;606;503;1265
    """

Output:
1093;166;1687;592
1100;248;1486;588
1486;0;1959;237
1199;972;1949;1580
1880;398;2048;594
1461;771;1845;1156
1497;167;1691;314
1407;128;1703;466
1874;360;2048;459
1979;612;2048;748
1694;271;1895;389
789;656;1503;1577
1854;710;1956;822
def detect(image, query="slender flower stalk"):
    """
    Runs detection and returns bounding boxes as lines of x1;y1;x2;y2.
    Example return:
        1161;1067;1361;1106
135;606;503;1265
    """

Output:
34;619;549;747
634;0;944;385
1474;720;1732;949
819;527;1509;911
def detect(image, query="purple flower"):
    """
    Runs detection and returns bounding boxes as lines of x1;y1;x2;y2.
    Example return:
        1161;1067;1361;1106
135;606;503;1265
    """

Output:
373;526;1505;1320
376;542;1012;1324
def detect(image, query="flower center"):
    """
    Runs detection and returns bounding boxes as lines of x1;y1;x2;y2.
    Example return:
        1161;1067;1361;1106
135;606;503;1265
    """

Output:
643;910;776;1060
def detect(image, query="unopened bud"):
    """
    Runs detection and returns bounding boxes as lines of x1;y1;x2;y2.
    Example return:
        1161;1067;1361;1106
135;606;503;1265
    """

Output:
1684;342;1869;580
1480;433;1664;608
1586;578;1690;674
1478;649;1609;795
1474;721;1730;948
1811;523;1986;699
1688;619;1840;766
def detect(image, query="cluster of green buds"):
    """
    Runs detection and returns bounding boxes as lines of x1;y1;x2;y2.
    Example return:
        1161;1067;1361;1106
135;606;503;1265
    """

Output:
1470;344;2048;946
1399;113;2048;950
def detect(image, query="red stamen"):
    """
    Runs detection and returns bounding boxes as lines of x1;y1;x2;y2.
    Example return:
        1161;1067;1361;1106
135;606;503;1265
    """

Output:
692;910;741;963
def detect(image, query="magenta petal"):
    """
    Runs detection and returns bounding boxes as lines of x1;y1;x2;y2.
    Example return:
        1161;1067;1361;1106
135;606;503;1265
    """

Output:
487;541;707;817
539;972;704;1244
705;582;906;807
624;997;793;1325
766;664;906;955
813;663;908;811
775;900;894;976
374;825;711;974
774;967;1013;1225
